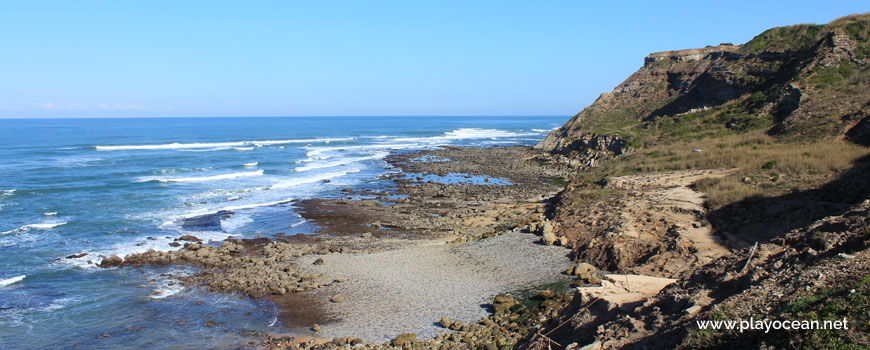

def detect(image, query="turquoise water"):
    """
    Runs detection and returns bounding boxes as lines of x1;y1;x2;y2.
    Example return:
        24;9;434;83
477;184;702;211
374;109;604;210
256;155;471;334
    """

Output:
0;116;564;349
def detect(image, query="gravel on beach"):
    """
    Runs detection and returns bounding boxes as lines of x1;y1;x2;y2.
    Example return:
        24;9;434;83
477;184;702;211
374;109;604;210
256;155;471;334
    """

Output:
299;231;573;342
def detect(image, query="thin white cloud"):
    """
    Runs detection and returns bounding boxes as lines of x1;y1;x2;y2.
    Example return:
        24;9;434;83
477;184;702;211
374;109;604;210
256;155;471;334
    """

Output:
36;102;58;110
97;102;148;111
29;102;152;111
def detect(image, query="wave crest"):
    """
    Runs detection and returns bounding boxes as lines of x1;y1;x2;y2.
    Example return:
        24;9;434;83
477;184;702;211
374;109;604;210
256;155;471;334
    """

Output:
139;170;264;183
96;137;354;151
0;275;25;287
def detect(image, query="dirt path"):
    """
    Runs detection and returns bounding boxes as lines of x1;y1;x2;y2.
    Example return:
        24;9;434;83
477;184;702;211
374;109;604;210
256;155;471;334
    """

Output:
581;274;678;309
606;169;734;265
294;231;573;342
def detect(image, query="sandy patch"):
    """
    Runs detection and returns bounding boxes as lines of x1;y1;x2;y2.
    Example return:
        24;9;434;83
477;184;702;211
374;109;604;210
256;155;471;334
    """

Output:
297;231;573;342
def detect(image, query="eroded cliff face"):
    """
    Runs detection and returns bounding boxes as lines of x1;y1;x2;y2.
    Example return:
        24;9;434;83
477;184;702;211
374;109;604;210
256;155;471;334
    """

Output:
538;15;870;163
536;44;748;166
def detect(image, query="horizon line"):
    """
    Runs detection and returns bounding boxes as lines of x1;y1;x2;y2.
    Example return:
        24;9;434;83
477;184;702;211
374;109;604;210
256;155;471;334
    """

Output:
0;114;568;120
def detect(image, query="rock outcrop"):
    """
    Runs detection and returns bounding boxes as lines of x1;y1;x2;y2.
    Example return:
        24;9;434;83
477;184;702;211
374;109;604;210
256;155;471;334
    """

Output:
538;15;870;165
101;240;337;298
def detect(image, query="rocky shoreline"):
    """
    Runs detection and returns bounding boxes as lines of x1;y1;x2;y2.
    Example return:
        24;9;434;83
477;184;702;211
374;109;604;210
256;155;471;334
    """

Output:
89;136;870;349
93;145;587;348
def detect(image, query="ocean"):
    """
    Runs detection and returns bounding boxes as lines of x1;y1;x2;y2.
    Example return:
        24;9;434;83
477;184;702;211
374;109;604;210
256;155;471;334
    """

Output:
0;116;564;349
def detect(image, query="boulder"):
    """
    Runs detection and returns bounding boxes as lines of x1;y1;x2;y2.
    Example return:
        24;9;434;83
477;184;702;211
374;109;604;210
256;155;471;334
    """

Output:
493;294;515;304
542;230;557;245
440;316;452;328
331;294;347;303
540;221;554;235
195;248;211;258
540;289;556;299
99;255;123;268
492;294;516;314
392;333;416;347
572;262;602;284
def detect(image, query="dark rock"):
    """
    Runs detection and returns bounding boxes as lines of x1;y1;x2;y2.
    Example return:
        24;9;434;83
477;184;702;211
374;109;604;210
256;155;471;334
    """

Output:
393;333;416;347
98;255;123;268
179;210;233;231
175;235;201;242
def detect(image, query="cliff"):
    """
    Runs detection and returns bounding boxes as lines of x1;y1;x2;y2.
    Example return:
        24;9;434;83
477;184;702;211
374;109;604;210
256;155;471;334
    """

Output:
518;14;870;350
537;14;870;166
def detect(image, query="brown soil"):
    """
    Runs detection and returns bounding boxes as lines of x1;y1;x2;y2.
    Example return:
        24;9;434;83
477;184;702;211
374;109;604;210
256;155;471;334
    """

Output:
549;169;735;279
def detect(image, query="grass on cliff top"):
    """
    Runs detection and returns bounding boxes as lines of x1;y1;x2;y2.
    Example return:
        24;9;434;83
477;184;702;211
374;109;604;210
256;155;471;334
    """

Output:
578;13;870;146
743;23;827;53
584;130;870;208
743;13;870;54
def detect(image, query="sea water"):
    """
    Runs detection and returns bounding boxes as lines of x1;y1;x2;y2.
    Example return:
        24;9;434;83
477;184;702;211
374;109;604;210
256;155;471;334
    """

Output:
0;116;564;349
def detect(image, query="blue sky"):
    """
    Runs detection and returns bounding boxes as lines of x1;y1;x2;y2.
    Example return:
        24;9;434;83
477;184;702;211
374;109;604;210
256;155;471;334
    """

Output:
0;1;866;118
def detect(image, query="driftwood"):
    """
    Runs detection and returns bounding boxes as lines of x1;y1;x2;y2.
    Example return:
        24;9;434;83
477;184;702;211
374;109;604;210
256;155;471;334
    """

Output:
740;241;758;274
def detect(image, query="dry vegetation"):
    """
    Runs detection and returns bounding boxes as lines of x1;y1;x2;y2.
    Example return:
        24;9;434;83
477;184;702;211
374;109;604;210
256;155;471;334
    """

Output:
584;131;870;208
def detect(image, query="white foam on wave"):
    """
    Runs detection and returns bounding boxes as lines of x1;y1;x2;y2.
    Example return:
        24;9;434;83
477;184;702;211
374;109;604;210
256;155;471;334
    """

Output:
296;155;327;164
233;147;254;151
96;137;355;151
0;190;14;212
60;228;240;269
531;128;555;133
0;275;25;287
219;213;253;232
184;146;235;152
295;152;388;172
54;156;103;167
269;168;362;190
392;128;538;143
149;277;186;299
243;162;258;167
304;143;419;157
96;141;246;151
444;127;538;139
2;221;67;235
169;170;364;215
250;137;354;147
27;223;64;229
59;165;368;269
302;128;539;159
42;297;79;311
138;170;264;183
150;284;184;299
43;212;57;216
